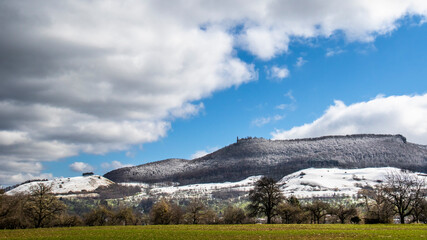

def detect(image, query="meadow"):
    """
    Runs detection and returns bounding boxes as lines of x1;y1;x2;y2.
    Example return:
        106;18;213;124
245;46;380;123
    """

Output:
1;224;426;240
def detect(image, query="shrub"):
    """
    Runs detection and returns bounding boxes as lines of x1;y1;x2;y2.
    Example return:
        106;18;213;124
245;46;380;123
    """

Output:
95;184;141;199
223;206;246;224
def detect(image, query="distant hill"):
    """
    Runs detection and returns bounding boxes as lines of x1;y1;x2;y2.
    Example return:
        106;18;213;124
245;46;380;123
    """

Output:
6;175;113;196
132;167;426;200
104;134;427;185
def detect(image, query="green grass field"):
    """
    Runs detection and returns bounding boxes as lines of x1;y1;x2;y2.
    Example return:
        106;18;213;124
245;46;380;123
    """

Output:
1;224;426;240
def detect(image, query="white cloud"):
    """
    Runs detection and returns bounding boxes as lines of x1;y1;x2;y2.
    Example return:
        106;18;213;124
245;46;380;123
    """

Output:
326;48;345;57
191;147;219;159
295;57;308;67
252;115;284;127
170;103;205;119
125;151;136;158
276;104;288;110
1;0;427;184
252;117;273;127
236;0;427;59
240;27;290;60
0;173;53;187
275;103;297;111
0;131;28;146
272;94;427;145
0;161;52;186
101;161;133;171
276;91;297;111
69;162;94;173
270;66;290;80
0;1;256;184
285;91;296;102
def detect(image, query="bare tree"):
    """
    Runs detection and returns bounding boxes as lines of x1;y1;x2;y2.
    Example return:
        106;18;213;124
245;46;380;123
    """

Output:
150;199;172;225
24;183;65;228
247;176;283;224
185;199;206;224
383;171;426;224
169;201;184;224
359;185;394;223
112;207;137;225
0;194;30;229
83;205;113;226
278;196;305;224
304;200;330;224
223;205;246;224
0;193;12;219
329;202;358;224
52;214;83;227
200;209;218;224
411;198;427;223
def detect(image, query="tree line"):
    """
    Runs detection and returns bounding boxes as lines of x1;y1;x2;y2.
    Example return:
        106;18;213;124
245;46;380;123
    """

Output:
1;170;426;229
247;171;426;224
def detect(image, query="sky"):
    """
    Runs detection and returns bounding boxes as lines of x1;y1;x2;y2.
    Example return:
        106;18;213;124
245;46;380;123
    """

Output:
1;0;427;186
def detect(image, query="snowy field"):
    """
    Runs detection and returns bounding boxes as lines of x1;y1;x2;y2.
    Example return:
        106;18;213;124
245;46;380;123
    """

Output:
127;167;426;200
6;175;113;195
6;167;426;200
277;167;422;198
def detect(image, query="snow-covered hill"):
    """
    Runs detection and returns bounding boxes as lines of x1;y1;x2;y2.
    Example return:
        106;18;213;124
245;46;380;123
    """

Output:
123;167;426;201
277;167;425;198
6;175;113;196
6;167;425;201
139;175;262;199
105;134;427;185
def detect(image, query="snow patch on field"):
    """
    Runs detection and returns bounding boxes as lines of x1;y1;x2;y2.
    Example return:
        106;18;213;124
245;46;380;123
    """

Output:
6;167;425;201
6;175;113;195
127;167;425;200
153;176;261;196
125;176;262;201
278;167;416;198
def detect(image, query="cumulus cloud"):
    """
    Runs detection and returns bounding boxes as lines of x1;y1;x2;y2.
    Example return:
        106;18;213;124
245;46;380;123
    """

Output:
236;0;427;59
101;161;133;171
270;66;290;80
1;0;427;184
272;94;427;145
240;28;290;60
69;162;94;173
0;173;53;187
0;1;255;184
0;161;50;186
191;147;220;159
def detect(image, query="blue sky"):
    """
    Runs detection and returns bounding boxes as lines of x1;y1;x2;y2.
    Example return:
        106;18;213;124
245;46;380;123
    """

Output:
1;1;427;185
48;21;427;178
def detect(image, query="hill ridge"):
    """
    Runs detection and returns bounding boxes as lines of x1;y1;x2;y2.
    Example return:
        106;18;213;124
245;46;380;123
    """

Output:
104;134;427;184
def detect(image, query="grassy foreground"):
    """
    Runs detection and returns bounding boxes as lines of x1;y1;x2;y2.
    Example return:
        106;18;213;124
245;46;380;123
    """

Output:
1;224;426;240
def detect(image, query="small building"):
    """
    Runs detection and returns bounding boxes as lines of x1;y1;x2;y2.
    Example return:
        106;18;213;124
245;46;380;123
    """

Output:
82;172;94;177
